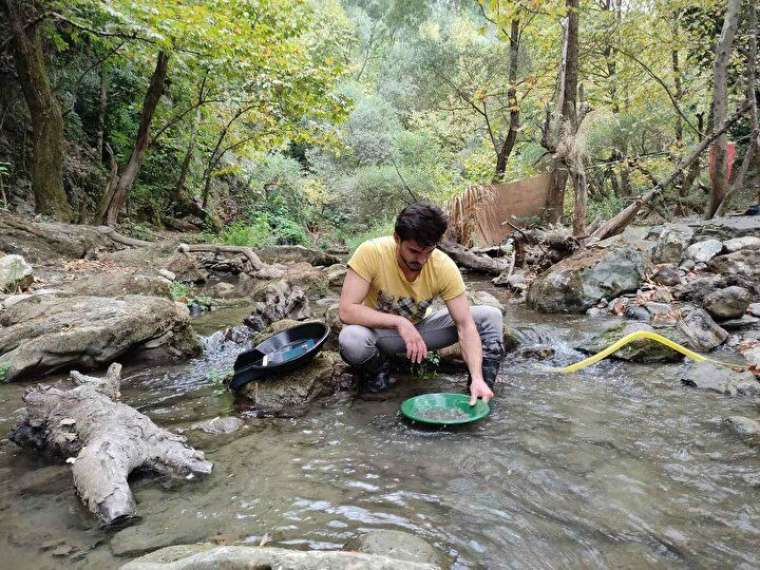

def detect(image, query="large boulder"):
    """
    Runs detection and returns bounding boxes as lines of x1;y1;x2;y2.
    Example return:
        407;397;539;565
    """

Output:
62;270;173;299
579;321;689;363
675;308;728;352
121;544;439;570
256;245;342;267
527;242;645;313
723;236;760;253
239;350;352;415
0;295;200;382
691;215;760;242
702;286;752;321
243;280;310;331
0;254;33;293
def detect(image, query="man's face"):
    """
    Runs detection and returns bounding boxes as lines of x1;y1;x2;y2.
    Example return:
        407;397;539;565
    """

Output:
395;235;436;273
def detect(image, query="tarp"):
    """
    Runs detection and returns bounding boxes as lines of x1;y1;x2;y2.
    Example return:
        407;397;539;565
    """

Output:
447;174;551;246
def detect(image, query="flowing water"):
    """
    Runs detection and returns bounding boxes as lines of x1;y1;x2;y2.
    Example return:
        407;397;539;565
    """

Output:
1;301;759;569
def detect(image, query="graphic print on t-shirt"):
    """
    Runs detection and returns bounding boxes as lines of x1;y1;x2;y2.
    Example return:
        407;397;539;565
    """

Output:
376;290;433;322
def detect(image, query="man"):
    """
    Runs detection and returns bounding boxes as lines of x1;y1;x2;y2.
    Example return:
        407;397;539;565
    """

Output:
338;202;505;404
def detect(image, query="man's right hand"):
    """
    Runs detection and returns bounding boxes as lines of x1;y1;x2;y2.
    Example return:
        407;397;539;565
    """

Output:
396;318;427;364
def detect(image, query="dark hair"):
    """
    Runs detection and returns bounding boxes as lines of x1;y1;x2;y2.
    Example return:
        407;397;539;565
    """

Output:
394;202;448;247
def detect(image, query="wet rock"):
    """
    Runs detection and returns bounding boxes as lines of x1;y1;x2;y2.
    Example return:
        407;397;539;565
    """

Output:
243;280;310;331
190;416;243;435
703;286;752;320
624;305;650;321
527;242;645;313
0;295;200;381
723;236;760;253
586;307;607;318
681;362;759;396
257;245;341;267
651;226;693;264
723;416;760;436
581;322;688;363
719;315;760;330
344;530;441;566
121;544;439;570
708;249;760;281
0;254;33;293
17;465;71;495
675;308;728;352
240;351;352;415
516;344;555;360
111;523;208;557
672;275;724;304
651;264;683;286
684;239;722;263
748;303;760;318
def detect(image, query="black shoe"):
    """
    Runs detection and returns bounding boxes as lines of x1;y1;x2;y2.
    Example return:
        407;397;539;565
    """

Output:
358;353;393;393
467;344;504;392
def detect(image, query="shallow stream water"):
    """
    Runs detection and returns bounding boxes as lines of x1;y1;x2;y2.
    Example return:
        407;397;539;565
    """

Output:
1;301;759;569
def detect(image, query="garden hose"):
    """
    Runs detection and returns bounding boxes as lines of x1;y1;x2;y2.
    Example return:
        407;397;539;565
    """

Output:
545;330;726;374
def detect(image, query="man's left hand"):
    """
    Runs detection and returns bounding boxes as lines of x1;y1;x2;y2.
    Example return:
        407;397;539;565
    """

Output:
468;378;494;406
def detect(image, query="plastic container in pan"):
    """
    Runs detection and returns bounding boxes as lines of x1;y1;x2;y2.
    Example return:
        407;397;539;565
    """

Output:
227;322;330;391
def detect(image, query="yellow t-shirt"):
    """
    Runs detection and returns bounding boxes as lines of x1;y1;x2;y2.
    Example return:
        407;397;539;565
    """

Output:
347;236;466;323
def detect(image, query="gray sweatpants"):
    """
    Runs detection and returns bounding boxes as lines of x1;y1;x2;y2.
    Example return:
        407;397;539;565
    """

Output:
338;305;504;367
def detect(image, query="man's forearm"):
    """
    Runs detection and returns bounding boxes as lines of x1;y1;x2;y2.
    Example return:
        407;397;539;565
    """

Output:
339;303;404;330
458;321;484;382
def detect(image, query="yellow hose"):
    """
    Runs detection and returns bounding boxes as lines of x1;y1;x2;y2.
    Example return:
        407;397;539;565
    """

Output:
547;330;713;374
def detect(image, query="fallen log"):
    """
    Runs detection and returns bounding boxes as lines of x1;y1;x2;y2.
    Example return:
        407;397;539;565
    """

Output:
438;240;512;274
10;363;212;527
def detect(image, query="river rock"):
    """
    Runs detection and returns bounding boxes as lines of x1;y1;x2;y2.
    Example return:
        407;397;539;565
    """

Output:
684;239;722;263
63;270;172;299
527;242;645;313
111;523;209;558
624;305;650;321
325;264;348;286
240;350;352;415
469;290;503;312
723;416;760;436
211;282;237;299
190;416;243;435
675;308;728;352
651;264;683;286
165;252;208;283
580;321;688;363
723;236;760;253
708;249;760;281
0;295;200;382
0;254;33;293
651;226;693;264
749;303;760;318
703;286;752;320
121;544;439;570
243;280;310;331
681;362;760;396
344;530;441;566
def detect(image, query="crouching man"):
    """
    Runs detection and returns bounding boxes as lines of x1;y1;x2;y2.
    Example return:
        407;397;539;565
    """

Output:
338;203;504;404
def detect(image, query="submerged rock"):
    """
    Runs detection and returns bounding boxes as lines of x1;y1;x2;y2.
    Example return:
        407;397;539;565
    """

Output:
681;362;760;396
344;530;441;566
121;544;439;570
723;416;760;436
190;416;243;435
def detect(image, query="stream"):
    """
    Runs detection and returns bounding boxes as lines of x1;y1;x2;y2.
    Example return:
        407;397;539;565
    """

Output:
0;297;759;569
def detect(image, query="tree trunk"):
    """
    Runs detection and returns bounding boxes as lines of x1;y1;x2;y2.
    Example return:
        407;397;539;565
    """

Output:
493;19;521;182
3;0;73;222
174;107;199;203
96;62;108;161
98;51;169;226
571;165;588;236
545;0;579;224
706;0;741;219
10;364;212;527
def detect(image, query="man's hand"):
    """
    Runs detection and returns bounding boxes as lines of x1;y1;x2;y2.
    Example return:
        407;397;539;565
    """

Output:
396;318;427;363
468;378;494;406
